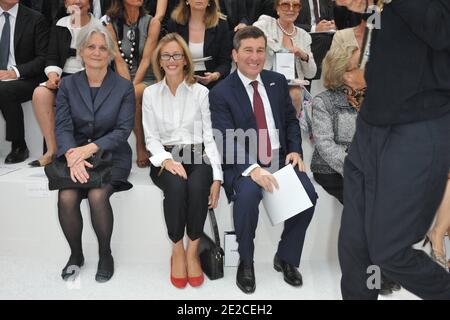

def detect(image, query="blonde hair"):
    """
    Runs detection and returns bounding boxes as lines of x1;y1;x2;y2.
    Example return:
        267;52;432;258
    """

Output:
151;33;196;85
322;44;359;90
171;0;222;28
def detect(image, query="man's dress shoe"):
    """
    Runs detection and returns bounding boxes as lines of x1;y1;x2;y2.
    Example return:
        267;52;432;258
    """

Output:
273;254;303;287
5;146;29;164
236;261;255;294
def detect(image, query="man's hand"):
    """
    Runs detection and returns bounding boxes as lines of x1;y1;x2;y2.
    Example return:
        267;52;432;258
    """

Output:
250;167;279;193
285;152;305;172
335;0;374;13
0;70;18;80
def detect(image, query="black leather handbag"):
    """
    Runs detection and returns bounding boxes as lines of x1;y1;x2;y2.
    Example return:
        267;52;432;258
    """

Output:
44;149;113;191
199;209;224;280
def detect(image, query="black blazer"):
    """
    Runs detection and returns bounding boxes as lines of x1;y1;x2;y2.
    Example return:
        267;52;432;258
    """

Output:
296;0;335;32
167;18;232;84
14;4;49;81
46;22;72;70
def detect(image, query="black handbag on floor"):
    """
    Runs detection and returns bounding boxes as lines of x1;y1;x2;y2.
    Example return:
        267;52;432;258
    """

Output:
44;149;113;191
199;209;224;280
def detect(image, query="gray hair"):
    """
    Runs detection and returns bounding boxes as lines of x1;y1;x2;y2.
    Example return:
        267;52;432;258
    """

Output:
76;23;116;64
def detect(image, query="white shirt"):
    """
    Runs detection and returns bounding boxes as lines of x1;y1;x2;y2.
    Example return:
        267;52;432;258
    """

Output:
93;0;102;19
142;79;223;181
45;14;102;77
0;4;20;78
189;41;207;72
308;0;320;32
237;69;281;176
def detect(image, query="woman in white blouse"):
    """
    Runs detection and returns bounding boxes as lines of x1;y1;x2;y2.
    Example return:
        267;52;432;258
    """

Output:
30;0;101;167
142;33;222;289
253;0;316;113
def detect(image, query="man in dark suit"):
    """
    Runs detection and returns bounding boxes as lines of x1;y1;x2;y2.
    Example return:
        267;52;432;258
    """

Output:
0;0;49;163
209;26;317;294
337;0;450;299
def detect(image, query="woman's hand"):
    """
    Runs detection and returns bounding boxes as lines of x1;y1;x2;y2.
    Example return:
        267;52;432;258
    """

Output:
46;72;61;90
208;180;221;209
195;72;220;86
292;47;309;62
69;160;93;183
65;143;99;167
163;159;187;179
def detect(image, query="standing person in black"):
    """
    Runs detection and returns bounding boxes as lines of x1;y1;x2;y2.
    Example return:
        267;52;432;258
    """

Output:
0;0;49;164
337;0;450;300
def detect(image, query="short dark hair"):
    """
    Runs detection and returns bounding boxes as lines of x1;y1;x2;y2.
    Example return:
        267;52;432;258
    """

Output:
233;26;267;50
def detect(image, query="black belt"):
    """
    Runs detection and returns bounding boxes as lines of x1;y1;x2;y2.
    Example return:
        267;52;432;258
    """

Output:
163;143;204;153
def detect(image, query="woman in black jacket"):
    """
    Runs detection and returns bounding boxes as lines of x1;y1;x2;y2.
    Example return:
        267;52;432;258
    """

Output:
167;0;231;89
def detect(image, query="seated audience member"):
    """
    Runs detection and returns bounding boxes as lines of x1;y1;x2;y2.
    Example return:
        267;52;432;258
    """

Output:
253;0;316;117
30;0;102;167
142;33;222;289
311;44;401;295
0;0;49;164
210;26;318;294
55;24;135;283
105;0;161;167
167;0;231;89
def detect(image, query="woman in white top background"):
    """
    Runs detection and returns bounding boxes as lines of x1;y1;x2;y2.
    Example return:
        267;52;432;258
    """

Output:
253;0;316;114
30;0;101;167
142;33;223;289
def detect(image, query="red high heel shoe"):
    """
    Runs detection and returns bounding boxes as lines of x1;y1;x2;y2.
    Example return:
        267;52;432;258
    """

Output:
170;257;187;289
188;272;204;287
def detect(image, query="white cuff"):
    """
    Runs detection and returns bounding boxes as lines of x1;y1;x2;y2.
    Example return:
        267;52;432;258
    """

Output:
11;66;20;79
149;151;173;167
212;164;223;182
242;164;260;177
45;66;63;78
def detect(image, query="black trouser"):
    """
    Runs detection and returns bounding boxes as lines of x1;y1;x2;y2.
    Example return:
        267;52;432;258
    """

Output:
313;173;343;204
339;113;450;300
150;160;213;243
0;78;38;143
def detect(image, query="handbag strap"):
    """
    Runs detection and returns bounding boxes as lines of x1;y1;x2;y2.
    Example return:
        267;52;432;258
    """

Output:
208;209;221;247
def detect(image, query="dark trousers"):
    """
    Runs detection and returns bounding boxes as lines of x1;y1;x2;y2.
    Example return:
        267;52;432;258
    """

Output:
232;164;317;267
313;173;343;204
150;162;213;243
0;79;38;143
339;113;450;300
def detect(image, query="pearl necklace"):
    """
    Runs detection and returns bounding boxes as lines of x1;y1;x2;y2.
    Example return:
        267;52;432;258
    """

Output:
277;19;296;37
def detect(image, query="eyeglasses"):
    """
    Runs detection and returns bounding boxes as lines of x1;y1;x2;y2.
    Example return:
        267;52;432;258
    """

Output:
160;53;184;61
278;2;301;11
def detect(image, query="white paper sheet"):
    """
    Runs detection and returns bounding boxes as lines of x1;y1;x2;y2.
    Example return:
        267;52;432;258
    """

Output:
274;52;295;80
262;164;313;225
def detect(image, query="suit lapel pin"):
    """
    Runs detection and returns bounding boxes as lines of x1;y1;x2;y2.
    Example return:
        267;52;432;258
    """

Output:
270;82;275;86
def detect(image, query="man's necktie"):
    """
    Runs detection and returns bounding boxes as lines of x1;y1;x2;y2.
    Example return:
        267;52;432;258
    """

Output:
0;12;11;70
251;81;272;165
312;0;320;24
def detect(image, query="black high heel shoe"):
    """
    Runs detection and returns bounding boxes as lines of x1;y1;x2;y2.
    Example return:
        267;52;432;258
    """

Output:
95;255;114;283
61;256;85;280
423;235;449;272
